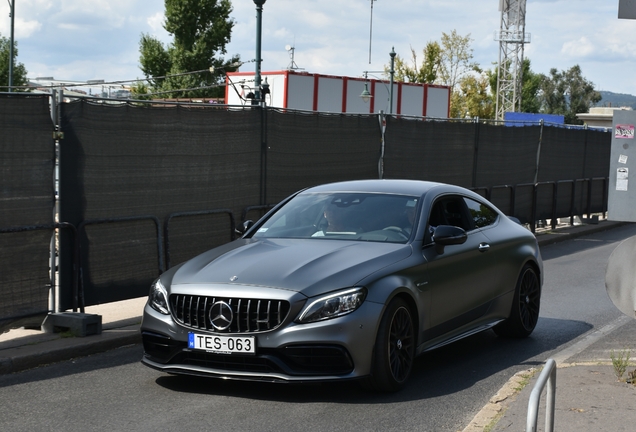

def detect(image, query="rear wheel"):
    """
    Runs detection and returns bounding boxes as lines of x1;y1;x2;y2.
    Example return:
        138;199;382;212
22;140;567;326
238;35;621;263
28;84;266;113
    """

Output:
364;298;415;392
494;264;541;337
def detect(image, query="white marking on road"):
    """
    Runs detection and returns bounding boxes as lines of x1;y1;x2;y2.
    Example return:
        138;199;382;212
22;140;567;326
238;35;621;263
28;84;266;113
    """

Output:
551;315;633;365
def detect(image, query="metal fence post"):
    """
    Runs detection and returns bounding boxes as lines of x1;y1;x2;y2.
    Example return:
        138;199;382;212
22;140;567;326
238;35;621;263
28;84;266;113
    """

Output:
534;119;544;184
527;358;557;432
472;116;480;188
378;110;386;179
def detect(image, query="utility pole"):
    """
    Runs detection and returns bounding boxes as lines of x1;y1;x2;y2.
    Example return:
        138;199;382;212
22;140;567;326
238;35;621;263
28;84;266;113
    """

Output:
389;47;395;114
368;0;377;64
8;0;15;92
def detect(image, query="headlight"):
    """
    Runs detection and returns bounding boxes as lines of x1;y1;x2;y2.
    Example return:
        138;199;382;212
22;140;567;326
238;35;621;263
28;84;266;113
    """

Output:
296;287;367;323
149;279;170;315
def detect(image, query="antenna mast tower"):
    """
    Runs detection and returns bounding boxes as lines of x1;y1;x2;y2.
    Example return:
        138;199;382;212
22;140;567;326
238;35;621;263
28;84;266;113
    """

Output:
495;0;530;120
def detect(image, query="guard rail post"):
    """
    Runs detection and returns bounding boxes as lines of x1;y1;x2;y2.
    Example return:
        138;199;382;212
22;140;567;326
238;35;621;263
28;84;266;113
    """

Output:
527;358;557;432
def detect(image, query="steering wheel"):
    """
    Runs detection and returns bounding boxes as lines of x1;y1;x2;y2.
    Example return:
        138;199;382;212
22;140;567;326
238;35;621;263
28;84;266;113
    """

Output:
383;226;409;240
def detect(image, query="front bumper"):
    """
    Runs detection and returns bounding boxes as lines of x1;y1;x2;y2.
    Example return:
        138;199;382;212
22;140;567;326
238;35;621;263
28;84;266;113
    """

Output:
140;298;383;383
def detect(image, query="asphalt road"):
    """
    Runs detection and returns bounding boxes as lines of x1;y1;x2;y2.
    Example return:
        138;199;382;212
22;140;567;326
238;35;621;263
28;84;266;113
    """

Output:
1;224;635;432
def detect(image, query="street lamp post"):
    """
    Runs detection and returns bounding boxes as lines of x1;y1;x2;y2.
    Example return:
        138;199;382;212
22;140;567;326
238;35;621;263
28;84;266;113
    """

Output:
8;0;15;92
360;48;396;114
253;0;266;105
389;47;396;114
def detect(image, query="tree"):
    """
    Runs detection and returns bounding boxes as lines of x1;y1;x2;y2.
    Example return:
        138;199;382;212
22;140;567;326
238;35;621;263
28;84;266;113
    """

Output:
129;80;153;100
387;31;476;90
438;30;478;92
386;30;478;117
138;35;172;90
538;68;566;116
538;65;601;124
453;69;494;119
0;33;29;92
488;58;542;114
391;42;441;84
138;0;239;98
519;59;542;114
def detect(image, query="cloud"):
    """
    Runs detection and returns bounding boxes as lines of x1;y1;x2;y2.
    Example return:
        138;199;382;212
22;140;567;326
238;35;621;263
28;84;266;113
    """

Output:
145;11;171;45
561;36;595;59
14;18;42;38
147;12;164;34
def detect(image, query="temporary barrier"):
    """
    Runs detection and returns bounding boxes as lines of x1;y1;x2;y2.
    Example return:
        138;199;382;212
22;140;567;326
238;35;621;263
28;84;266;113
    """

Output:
0;93;612;329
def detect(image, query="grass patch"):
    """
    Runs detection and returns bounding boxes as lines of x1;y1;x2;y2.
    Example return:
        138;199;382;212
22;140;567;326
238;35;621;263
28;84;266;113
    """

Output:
610;348;631;381
514;371;534;392
483;411;505;432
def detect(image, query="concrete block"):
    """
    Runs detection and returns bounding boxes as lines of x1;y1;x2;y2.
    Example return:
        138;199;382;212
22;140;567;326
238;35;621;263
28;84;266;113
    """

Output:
42;313;102;337
583;214;600;224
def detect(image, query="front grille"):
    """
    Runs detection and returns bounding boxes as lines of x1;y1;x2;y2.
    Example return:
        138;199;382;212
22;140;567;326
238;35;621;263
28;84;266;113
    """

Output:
170;294;290;333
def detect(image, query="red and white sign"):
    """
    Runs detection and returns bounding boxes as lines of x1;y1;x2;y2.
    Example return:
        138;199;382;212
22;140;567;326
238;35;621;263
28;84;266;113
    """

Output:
615;124;635;139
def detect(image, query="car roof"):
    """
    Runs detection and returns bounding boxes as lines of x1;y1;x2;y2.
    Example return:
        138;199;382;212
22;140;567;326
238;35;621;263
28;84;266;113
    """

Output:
302;179;458;196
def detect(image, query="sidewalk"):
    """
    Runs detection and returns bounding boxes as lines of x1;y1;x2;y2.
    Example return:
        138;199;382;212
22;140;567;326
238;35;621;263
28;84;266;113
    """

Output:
0;297;147;374
463;317;636;432
490;362;636;432
1;219;635;431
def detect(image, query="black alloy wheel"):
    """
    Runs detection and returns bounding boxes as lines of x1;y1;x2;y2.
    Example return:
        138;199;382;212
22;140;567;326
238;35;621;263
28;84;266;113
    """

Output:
518;265;541;332
494;264;541;338
365;298;415;392
388;305;414;382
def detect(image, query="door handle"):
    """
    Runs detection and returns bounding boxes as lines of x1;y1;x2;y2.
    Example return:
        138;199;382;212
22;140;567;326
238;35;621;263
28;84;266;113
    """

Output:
478;242;490;252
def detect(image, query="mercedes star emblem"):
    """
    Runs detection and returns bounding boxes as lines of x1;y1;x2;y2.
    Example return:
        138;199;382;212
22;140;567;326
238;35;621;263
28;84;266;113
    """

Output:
209;301;233;331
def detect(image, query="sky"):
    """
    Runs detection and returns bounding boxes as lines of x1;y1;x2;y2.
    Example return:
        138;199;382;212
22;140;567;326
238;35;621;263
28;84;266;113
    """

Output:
1;0;635;98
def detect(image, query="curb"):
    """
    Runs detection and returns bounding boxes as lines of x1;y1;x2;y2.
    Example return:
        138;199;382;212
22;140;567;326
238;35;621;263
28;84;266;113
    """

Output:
0;324;141;375
461;367;539;432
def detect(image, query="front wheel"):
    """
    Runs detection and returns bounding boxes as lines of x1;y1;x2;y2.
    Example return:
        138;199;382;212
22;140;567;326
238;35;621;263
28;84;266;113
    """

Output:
364;298;415;392
494;264;541;338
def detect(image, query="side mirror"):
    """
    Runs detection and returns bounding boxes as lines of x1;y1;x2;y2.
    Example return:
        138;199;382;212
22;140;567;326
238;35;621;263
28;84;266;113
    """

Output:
432;225;467;255
236;220;255;235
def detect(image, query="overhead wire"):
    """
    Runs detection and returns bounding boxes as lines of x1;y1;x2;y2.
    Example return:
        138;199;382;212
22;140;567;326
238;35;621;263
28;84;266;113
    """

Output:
26;59;255;91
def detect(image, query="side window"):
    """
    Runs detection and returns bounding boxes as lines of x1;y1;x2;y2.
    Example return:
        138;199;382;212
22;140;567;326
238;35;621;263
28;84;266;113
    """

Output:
428;196;472;231
463;197;498;229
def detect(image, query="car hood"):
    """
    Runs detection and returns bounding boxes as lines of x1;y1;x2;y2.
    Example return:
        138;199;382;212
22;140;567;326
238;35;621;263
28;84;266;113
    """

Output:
170;238;412;298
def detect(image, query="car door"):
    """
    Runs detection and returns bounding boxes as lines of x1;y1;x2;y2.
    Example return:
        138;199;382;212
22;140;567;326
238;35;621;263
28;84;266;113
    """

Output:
422;195;498;339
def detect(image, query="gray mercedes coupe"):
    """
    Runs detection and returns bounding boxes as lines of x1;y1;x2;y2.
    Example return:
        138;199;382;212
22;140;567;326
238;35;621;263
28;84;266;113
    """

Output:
141;179;543;391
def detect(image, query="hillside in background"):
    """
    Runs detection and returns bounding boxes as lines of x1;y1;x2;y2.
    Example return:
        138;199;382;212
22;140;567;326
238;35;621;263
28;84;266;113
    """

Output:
596;91;636;109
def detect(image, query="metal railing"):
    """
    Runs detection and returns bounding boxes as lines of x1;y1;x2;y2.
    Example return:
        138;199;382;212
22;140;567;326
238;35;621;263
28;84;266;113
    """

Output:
0;223;77;317
527;358;557;432
0;174;612;320
164;209;235;269
77;215;163;311
476;177;608;233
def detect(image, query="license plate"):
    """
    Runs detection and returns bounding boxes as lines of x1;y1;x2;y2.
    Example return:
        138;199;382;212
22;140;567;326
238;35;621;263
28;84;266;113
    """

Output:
188;333;255;355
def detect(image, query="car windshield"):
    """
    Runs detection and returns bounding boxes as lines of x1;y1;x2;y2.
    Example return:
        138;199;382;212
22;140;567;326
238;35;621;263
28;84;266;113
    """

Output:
252;192;418;243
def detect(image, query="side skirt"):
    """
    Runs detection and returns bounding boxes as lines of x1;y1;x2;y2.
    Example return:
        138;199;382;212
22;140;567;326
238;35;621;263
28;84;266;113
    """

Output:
418;319;505;354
